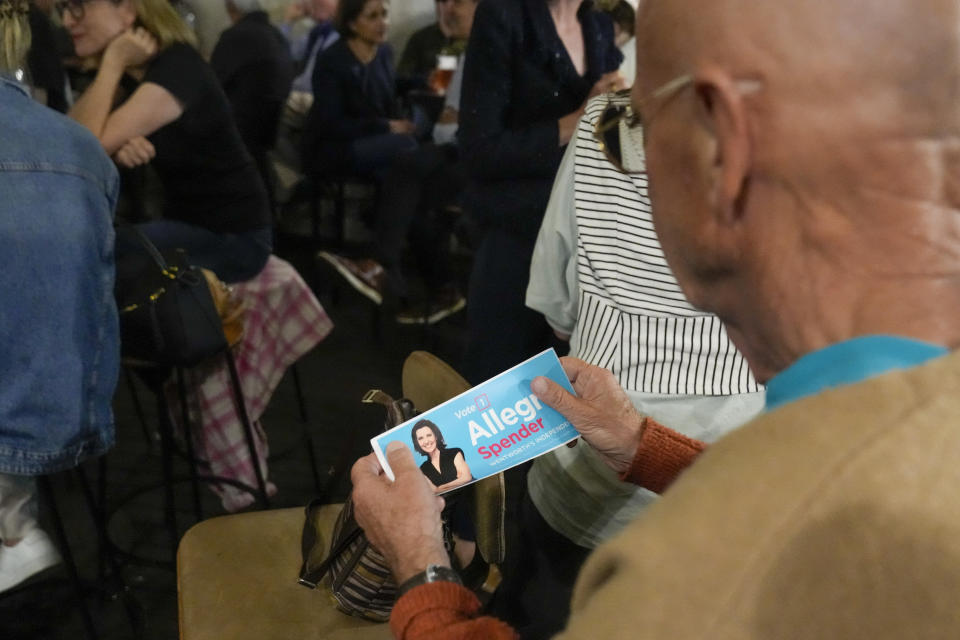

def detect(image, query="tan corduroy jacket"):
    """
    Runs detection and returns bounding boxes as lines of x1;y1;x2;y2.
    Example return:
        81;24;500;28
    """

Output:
394;350;960;639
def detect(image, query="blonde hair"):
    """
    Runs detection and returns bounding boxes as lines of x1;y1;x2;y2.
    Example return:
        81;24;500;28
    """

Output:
132;0;197;49
0;0;30;72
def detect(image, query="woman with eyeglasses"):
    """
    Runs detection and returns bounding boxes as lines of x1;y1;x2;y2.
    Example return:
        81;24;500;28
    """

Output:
62;0;271;284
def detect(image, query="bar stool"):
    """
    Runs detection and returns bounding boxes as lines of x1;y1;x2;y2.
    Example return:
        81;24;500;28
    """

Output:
0;464;144;640
308;174;380;249
112;255;333;565
111;349;271;568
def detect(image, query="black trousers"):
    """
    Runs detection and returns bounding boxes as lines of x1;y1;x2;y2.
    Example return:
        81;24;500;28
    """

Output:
490;491;593;640
373;143;465;290
461;229;556;385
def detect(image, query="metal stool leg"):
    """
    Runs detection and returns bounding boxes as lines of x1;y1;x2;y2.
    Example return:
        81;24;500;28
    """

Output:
310;178;322;247
290;362;309;423
96;457;108;586
334;179;346;247
156;393;181;560
75;465;145;636
36;475;98;640
223;350;270;508
124;367;155;452
290;363;322;492
175;366;204;521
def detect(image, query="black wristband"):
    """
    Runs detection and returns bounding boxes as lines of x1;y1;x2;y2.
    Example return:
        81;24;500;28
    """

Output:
397;564;462;598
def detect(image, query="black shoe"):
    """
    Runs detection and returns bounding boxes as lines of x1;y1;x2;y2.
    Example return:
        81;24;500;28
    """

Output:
317;252;386;305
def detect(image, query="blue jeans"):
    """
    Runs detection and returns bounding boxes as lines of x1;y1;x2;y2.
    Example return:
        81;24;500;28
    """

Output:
117;220;272;284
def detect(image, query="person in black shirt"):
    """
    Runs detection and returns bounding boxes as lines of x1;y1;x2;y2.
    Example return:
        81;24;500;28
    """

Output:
410;419;472;493
62;0;271;283
456;1;622;634
302;0;417;179
459;0;624;385
211;0;295;203
397;0;460;85
410;418;478;573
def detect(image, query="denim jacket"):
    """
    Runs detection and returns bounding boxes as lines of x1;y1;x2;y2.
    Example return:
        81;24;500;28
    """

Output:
0;76;120;474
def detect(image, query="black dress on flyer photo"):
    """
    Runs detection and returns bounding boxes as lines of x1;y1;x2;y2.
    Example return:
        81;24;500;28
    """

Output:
420;447;466;487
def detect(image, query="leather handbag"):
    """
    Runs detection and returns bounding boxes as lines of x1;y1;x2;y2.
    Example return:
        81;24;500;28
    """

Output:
115;227;228;367
298;391;421;622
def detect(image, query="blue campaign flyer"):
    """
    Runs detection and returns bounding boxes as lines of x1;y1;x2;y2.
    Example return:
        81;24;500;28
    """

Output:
371;349;577;491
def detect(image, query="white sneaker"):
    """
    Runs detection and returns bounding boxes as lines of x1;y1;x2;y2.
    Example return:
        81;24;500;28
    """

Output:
0;528;62;592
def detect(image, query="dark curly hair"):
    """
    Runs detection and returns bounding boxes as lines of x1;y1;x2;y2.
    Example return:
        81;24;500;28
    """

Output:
411;419;446;456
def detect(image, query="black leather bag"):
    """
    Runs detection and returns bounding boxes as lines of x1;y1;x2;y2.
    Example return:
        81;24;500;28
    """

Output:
116;227;227;367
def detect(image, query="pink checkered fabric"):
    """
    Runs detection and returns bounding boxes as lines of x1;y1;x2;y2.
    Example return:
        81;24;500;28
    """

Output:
167;256;333;511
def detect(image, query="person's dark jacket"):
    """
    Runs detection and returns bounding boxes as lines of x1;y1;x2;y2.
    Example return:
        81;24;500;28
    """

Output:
211;11;295;155
397;22;447;79
459;0;621;242
302;38;401;174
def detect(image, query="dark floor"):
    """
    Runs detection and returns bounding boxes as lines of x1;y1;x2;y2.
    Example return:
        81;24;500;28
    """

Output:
0;209;473;639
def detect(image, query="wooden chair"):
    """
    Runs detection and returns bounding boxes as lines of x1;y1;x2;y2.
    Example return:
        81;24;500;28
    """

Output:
176;351;501;639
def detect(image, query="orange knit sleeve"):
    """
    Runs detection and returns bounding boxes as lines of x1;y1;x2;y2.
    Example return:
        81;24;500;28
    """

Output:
390;582;519;640
618;417;707;493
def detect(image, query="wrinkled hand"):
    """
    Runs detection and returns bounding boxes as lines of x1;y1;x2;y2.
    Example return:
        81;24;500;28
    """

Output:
104;28;158;71
388;119;416;135
112;136;155;168
531;357;645;474
351;442;450;584
587;71;627;100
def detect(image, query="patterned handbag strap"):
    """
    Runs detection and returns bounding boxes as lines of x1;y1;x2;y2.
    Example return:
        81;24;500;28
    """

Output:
298;510;365;588
362;389;418;430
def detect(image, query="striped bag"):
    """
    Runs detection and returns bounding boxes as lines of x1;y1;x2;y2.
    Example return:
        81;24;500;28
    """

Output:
297;391;439;621
305;497;397;621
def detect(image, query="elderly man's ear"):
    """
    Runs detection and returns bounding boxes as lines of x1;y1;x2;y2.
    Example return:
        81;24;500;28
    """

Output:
694;69;753;227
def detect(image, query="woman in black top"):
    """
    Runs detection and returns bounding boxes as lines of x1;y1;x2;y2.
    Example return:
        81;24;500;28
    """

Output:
304;0;417;179
411;419;472;493
63;0;271;283
457;1;622;634
459;0;623;384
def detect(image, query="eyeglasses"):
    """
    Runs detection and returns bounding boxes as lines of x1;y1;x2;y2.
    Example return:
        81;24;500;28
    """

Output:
55;0;89;20
593;74;693;174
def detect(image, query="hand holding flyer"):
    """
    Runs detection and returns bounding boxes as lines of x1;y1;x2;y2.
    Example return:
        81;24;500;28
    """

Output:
371;349;578;492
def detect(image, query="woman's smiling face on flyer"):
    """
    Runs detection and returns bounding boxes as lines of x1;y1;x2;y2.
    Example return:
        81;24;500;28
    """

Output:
415;427;437;455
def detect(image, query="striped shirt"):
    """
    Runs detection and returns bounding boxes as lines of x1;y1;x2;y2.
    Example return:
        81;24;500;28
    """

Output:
529;93;761;397
525;94;764;548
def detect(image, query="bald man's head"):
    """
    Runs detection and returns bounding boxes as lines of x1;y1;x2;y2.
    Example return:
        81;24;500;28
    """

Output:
633;0;960;379
639;0;960;170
